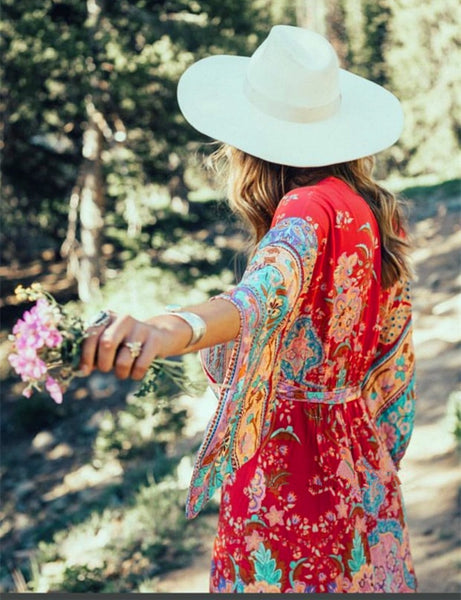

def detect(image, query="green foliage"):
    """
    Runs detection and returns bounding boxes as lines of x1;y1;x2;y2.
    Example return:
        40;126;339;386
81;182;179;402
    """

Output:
3;0;458;266
454;406;461;445
32;482;201;592
61;565;107;593
337;0;460;178
1;0;274;262
446;390;461;447
93;389;187;463
386;0;460;177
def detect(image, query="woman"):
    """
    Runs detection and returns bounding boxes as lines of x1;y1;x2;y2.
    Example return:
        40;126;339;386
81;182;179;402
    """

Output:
80;26;417;593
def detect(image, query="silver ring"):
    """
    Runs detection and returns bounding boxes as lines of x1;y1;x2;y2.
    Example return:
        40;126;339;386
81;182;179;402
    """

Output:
87;310;111;329
124;341;143;359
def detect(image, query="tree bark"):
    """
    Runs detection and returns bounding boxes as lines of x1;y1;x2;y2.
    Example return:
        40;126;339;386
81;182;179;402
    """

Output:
296;0;327;34
68;0;106;303
77;101;105;303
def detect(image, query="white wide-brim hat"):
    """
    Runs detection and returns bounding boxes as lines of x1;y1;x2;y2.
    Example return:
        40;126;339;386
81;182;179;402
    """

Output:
177;25;404;167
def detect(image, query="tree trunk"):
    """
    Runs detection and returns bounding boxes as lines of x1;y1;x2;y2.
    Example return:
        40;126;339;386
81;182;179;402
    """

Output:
72;0;106;303
77;101;105;303
296;0;327;34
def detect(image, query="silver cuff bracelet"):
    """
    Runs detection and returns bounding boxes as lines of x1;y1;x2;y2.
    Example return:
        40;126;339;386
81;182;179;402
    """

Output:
165;305;207;347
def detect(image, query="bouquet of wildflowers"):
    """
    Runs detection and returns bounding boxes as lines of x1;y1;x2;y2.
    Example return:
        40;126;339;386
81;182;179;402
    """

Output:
8;284;189;404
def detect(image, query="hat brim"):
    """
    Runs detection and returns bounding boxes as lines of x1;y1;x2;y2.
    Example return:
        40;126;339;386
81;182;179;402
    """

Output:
177;55;403;167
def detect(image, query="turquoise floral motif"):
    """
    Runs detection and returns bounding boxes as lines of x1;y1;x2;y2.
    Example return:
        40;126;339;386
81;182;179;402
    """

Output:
252;543;282;587
203;179;417;592
394;355;408;381
363;468;386;517
376;375;416;466
348;529;367;574
281;316;323;383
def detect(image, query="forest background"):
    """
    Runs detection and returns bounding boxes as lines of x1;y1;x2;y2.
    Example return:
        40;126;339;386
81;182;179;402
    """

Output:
1;0;460;593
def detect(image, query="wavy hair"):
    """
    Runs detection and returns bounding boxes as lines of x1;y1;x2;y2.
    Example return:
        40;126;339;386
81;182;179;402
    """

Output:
211;144;411;289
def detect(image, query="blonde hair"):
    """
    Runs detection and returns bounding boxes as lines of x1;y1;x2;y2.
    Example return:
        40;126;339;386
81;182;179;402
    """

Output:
212;144;411;289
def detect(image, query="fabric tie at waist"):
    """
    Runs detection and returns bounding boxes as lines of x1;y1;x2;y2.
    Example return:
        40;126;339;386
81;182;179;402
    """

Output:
277;381;361;404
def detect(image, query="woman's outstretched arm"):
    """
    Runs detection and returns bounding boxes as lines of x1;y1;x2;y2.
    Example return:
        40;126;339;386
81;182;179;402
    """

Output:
78;298;240;381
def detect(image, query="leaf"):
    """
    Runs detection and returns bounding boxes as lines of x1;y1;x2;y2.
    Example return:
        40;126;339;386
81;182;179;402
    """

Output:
252;543;282;586
347;529;366;575
355;243;371;258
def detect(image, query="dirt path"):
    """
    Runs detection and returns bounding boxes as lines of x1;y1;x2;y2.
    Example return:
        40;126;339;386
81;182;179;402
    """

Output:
155;190;461;594
401;194;461;593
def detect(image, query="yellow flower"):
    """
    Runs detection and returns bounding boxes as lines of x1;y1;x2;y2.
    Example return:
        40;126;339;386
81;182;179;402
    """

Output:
14;285;27;301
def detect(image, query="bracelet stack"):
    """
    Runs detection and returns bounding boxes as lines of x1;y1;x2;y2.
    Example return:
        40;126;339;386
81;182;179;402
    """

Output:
165;304;207;347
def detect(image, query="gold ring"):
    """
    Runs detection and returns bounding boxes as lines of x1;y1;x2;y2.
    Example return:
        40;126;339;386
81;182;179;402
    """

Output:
124;341;143;359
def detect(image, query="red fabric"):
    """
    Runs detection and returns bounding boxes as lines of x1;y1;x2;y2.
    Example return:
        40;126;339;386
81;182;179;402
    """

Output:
207;178;416;593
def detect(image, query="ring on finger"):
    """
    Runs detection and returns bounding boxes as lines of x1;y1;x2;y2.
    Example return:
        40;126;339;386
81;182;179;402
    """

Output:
87;309;111;329
124;341;143;359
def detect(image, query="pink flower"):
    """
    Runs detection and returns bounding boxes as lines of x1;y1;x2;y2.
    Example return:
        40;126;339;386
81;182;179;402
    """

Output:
380;421;397;448
244;529;264;552
8;288;89;404
329;287;362;343
22;386;33;398
265;504;284;527
13;312;43;350
45;376;63;404
13;299;62;351
8;348;47;382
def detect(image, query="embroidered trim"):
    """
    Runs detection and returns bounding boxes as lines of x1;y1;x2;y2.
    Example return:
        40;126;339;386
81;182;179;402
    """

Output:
277;381;362;404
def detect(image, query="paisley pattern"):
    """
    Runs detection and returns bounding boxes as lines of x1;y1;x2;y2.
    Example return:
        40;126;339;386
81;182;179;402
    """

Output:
192;177;417;593
281;316;324;383
187;217;318;518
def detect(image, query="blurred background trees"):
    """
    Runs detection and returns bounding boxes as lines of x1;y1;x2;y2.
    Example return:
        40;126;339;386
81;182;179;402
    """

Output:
1;0;276;298
2;0;459;300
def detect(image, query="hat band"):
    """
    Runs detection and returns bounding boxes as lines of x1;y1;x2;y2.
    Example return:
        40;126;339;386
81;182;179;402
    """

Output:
244;77;341;123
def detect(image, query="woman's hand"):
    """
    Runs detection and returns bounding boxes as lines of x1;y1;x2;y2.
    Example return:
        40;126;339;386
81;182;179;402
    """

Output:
79;313;163;381
78;298;240;381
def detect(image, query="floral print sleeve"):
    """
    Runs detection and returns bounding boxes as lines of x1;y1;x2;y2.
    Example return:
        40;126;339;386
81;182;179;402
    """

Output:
362;278;416;468
204;179;417;593
187;217;319;518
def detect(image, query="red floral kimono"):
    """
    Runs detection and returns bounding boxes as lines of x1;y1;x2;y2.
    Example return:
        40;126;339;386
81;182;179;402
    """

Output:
189;177;417;593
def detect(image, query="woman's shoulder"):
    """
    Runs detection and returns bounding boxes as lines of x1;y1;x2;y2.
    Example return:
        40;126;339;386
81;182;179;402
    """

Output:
273;177;349;227
273;176;368;228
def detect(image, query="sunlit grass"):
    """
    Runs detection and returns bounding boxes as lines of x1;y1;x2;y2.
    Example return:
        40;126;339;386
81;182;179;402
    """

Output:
31;481;202;592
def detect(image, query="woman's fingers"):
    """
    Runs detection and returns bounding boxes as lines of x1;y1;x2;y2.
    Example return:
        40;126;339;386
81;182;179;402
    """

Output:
79;312;161;380
96;314;134;373
79;314;114;375
115;328;160;380
130;335;159;381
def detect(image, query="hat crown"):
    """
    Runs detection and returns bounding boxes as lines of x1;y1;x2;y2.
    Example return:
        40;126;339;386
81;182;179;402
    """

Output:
177;25;403;167
245;26;340;121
